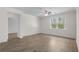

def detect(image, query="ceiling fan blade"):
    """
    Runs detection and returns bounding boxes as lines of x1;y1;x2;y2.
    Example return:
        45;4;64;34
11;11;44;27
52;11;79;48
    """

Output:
48;11;52;15
45;10;48;14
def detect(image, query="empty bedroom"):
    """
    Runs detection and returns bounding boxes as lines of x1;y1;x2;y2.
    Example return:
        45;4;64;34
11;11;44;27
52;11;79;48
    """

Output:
0;7;79;52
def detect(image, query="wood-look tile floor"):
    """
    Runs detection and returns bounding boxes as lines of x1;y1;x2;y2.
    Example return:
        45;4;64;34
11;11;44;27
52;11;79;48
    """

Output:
0;34;78;52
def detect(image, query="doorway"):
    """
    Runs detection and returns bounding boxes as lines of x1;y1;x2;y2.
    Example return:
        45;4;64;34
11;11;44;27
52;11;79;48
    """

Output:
8;12;20;39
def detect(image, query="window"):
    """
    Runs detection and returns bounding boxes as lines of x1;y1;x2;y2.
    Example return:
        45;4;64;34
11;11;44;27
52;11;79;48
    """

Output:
51;18;57;28
58;17;64;29
50;16;64;29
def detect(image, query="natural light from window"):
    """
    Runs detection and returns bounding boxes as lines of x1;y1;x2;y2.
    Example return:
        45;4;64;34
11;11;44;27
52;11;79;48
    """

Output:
50;16;64;29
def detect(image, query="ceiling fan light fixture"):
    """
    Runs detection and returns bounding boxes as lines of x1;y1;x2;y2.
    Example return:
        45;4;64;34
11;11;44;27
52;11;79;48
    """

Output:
44;13;48;16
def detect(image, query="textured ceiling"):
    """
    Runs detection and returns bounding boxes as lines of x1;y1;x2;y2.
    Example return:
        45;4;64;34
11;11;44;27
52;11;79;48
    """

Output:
14;7;76;16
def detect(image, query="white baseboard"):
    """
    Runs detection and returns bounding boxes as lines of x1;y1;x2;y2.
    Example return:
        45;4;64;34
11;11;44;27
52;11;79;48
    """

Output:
40;33;75;40
0;38;8;43
17;35;23;39
20;33;40;38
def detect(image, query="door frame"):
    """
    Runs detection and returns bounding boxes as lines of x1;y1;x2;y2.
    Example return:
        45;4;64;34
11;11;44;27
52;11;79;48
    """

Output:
8;12;20;38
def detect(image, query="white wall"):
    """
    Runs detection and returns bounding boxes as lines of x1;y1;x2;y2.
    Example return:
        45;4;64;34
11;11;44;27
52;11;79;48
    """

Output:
20;14;39;37
8;13;19;34
0;7;40;43
7;8;40;38
0;8;8;42
76;8;79;51
40;10;76;39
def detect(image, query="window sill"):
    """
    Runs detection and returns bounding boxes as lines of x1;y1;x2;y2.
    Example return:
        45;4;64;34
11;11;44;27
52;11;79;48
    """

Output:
49;28;66;30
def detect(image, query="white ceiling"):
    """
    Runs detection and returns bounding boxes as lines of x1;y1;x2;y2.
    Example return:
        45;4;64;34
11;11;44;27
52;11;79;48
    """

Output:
14;7;76;16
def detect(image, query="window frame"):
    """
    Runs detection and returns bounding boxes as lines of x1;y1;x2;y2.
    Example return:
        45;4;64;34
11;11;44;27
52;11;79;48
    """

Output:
50;16;65;30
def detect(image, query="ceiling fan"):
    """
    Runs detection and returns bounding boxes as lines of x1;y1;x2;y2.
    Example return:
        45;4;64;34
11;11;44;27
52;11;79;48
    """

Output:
40;9;55;16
